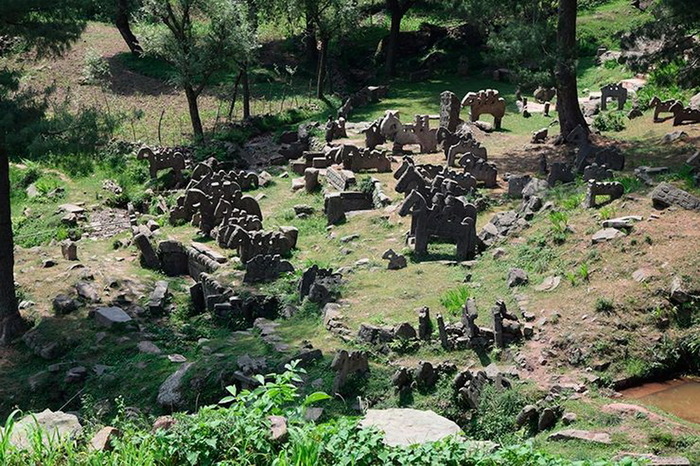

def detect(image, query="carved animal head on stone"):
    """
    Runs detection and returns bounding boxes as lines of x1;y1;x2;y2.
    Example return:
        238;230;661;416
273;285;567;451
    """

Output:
398;189;429;217
379;110;403;140
395;164;429;195
136;146;153;160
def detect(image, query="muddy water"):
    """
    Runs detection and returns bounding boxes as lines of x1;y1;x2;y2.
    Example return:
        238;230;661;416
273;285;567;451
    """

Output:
621;377;700;424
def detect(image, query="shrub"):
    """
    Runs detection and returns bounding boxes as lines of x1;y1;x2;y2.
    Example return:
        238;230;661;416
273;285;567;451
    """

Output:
594;111;626;132
439;286;471;316
81;50;111;85
595;297;615;313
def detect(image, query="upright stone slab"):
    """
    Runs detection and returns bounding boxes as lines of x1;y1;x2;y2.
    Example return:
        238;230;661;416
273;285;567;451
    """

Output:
133;233;160;270
61;240;78;261
440;91;461;133
436;314;449;349
417;306;432;340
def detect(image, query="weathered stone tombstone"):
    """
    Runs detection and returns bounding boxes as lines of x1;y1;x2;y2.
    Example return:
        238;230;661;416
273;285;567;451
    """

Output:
378;111;438;154
398;190;477;260
325;116;347;142
331;350;369;393
583;163;613;181
461;89;506;130
508;175;532;199
439;91;462;133
531;127;548;144
324;193;346;225
61;240;78;261
670;101;700;126
304;168;320;193
594;147;625;171
584;180;624;208
137;146;186;183
243;254;294;283
458;156;498;188
436;314;449;349
547;162;575;187
534;86;556;103
649;96;680;122
382;249;407;270
417;306;432;340
362;120;386;151
600;83;628;111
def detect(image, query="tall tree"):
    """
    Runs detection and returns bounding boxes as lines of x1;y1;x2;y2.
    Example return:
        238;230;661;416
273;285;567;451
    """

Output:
555;0;588;137
282;0;358;99
115;0;143;56
0;0;87;345
384;0;415;76
140;0;258;140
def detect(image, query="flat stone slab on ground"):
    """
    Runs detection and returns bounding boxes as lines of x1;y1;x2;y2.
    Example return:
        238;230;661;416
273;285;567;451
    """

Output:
58;204;85;214
602;216;643;229
534;275;561;292
591;228;625;244
359;408;462;446
548;429;611;444
191;242;227;263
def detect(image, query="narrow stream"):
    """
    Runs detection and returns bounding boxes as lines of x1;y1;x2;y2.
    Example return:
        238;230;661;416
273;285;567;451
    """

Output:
621;377;700;424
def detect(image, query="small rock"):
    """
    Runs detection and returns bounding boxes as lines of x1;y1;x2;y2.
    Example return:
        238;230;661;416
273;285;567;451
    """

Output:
138;341;162;355
152;415;178;432
492;248;506;259
94;307;132;328
293;204;315;216
53;294;79;315
507;268;529;287
340;234;359;243
268;416;288;441
42;259;57;268
562;412;577;425
168;354;187;363
89;426;120;452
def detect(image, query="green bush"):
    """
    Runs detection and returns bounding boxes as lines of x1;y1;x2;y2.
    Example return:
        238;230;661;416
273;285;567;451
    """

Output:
439;286;471;316
594;111;626;132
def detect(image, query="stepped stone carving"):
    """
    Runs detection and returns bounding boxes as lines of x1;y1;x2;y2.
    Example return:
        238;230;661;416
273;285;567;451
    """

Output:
584;181;624;208
379;111;437;154
244;254;294;283
137;146;186;182
398;189;477;260
461;89;506;130
331;350;369;393
670;101;700;126
458;156;498;188
649;96;679;122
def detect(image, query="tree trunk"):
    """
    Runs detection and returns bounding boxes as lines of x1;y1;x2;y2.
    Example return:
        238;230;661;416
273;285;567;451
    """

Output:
555;0;588;137
316;37;328;100
0;150;26;346
304;3;317;65
385;0;404;76
242;64;251;119
184;85;204;141
115;0;142;57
